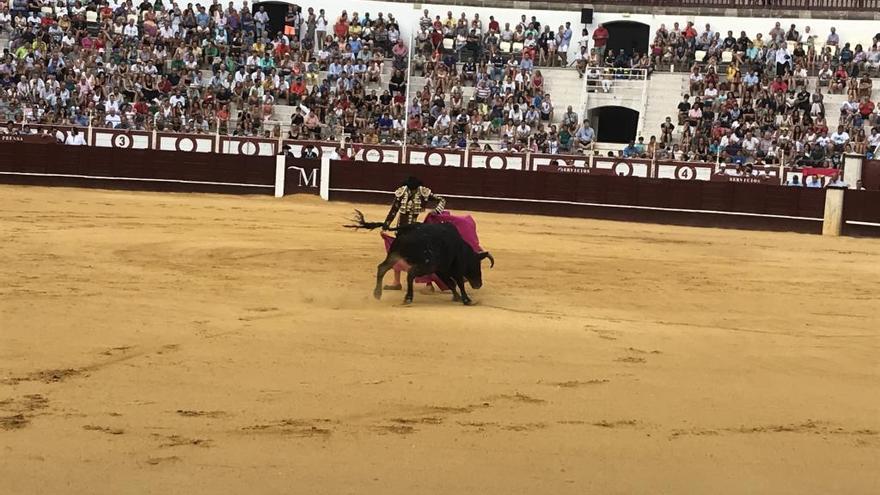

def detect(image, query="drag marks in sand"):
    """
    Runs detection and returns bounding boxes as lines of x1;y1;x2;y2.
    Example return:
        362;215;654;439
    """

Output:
0;394;50;430
0;344;181;433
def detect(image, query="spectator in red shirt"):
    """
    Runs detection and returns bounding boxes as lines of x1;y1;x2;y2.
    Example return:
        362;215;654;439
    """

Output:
488;16;499;33
592;24;609;57
430;28;443;51
99;4;113;20
831;65;848;93
133;100;149;115
274;40;289;58
158;77;173;93
859;97;875;119
288;77;307;105
334;18;349;39
407;114;423;144
769;76;788;93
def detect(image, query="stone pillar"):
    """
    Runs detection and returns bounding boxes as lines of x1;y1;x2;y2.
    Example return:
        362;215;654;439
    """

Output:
842;153;863;189
822;188;845;236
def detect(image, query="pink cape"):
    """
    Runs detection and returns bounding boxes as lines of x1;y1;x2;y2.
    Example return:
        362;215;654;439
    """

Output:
380;211;483;291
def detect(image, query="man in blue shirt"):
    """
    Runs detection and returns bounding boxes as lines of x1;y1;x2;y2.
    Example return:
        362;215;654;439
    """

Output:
376;112;393;133
349;37;363;57
743;70;759;91
327;59;343;80
431;134;451;148
634;136;646;155
575;119;594;150
562;22;573;47
72;111;88;127
196;7;210;33
806;175;824;188
622;141;638;157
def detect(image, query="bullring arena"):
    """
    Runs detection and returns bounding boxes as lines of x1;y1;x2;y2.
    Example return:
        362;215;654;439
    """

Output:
2;0;880;492
2;184;878;493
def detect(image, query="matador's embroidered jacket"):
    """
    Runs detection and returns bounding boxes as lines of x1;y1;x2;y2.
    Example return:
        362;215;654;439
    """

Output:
384;185;446;228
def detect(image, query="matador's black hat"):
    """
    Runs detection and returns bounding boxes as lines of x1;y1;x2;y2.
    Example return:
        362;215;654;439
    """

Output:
402;176;423;189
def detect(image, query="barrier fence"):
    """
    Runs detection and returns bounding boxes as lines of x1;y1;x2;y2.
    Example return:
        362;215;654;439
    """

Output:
1;139;878;236
15;123;870;189
0;140;277;194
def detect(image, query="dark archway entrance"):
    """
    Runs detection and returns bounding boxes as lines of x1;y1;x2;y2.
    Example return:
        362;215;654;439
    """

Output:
588;106;639;144
253;1;297;39
603;21;649;57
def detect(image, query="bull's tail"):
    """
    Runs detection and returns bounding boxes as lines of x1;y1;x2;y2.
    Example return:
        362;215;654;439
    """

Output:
343;209;394;231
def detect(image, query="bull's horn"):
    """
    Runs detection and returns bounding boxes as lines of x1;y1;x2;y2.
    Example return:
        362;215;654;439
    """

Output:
480;251;495;268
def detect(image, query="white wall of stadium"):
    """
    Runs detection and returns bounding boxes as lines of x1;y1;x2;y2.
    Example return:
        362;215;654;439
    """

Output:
238;0;879;53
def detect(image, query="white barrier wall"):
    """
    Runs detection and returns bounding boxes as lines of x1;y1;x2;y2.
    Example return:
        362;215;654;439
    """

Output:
211;0;880;56
217;0;590;58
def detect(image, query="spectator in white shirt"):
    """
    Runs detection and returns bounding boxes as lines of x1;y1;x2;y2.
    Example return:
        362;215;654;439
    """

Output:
830;125;849;150
774;43;791;76
433;109;451;132
868;128;880;150
169;92;186;108
254;6;269;34
105;109;122;128
0;10;10;31
123;19;139;39
65;128;87;145
159;22;177;40
515;122;531;141
806;175;823;188
742;131;759;156
826;173;848;188
233;67;248;84
104;94;120;113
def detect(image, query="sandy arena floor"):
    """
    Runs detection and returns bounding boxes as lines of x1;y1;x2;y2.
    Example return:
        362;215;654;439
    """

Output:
0;185;878;494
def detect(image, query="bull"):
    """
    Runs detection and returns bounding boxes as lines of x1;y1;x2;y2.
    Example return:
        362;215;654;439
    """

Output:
346;210;494;305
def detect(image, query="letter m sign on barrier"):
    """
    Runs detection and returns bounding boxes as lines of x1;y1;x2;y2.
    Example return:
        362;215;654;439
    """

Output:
283;156;321;195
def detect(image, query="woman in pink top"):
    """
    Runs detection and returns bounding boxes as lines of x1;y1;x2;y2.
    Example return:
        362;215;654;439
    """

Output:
80;32;93;50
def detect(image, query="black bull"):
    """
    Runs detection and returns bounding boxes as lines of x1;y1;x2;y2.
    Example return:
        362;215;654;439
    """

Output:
345;211;494;305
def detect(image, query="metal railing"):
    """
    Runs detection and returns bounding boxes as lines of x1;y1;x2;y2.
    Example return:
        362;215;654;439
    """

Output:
579;67;649;137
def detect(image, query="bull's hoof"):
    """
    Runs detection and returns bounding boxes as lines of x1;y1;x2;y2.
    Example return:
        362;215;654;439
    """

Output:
383;284;402;291
373;288;382;300
462;298;474;306
403;295;413;305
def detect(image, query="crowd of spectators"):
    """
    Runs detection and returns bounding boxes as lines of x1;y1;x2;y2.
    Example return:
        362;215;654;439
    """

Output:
0;0;412;140
652;21;880;165
403;9;592;153
1;0;879;167
0;0;588;151
648;21;880;76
